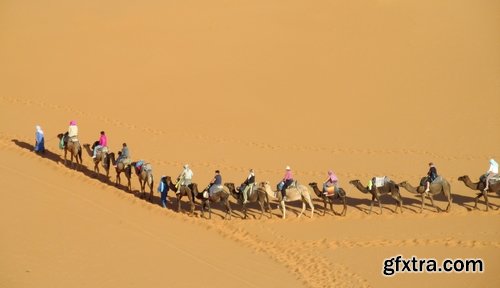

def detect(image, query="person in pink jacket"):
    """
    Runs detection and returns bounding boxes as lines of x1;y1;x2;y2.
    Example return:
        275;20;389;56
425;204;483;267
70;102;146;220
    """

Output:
92;131;108;158
323;170;339;195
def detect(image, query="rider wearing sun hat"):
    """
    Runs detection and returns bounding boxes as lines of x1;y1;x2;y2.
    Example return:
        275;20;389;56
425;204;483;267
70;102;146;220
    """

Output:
323;170;339;195
280;166;294;200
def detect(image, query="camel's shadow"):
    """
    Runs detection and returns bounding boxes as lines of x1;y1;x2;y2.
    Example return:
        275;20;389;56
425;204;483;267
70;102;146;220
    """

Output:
345;194;421;214
12;139;63;163
12;139;98;178
453;192;499;211
309;197;346;216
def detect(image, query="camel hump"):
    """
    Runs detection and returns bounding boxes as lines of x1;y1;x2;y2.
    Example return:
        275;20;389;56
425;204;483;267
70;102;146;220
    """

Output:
432;176;444;184
68;136;79;143
143;163;152;173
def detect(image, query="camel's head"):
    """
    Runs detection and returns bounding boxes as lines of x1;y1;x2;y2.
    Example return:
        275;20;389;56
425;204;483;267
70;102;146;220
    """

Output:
398;181;408;186
224;182;235;190
164;176;172;184
348;180;360;185
308;182;317;187
457;176;467;182
258;181;270;189
83;143;90;148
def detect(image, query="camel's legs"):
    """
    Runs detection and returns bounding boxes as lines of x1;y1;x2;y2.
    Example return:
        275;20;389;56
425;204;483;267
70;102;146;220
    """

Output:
329;200;336;216
484;192;489;212
323;199;327;216
445;198;452;212
226;200;232;220
267;199;272;219
419;194;425;213
190;196;195;216
308;199;314;218
258;200;264;220
342;197;347;216
280;200;286;219
298;200;306;218
428;195;439;212
177;194;182;212
392;195;402;213
378;198;383;214
369;195;375;214
474;193;481;210
208;201;212;219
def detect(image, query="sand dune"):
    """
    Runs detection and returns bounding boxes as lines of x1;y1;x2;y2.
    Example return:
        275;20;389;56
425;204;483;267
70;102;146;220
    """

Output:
1;0;499;287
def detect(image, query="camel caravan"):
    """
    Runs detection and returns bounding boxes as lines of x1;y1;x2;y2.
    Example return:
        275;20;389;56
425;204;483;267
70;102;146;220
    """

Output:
43;122;500;219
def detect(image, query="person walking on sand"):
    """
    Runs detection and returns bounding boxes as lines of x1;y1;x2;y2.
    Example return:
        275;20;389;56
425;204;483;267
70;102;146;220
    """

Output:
484;158;499;192
176;164;193;194
425;162;438;193
92;131;108;158
34;125;45;153
157;175;169;208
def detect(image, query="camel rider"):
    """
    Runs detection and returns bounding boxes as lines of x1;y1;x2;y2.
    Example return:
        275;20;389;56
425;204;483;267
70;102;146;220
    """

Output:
114;143;130;167
279;166;293;200
240;169;255;204
92;131;108;158
176;164;193;194
60;120;78;148
484;158;499;192
425;162;438;193
323;170;339;195
68;120;78;141
208;170;223;197
34;125;45;153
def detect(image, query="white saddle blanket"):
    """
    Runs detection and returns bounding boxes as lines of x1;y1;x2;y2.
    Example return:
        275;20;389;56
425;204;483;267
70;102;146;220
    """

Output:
375;177;390;187
490;174;500;181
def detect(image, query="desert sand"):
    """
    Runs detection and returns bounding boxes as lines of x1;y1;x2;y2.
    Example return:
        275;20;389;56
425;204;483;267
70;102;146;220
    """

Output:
0;0;499;287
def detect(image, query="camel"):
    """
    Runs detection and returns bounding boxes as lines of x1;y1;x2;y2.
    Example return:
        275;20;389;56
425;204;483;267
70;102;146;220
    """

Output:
259;181;314;219
109;152;132;191
57;133;83;170
83;143;110;179
349;179;403;214
458;175;500;211
224;183;272;219
398;177;452;213
165;176;197;215
196;186;232;220
131;162;154;201
308;182;347;216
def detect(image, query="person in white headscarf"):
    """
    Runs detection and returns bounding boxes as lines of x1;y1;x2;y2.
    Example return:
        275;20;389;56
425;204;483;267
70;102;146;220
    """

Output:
176;164;193;194
34;125;45;153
